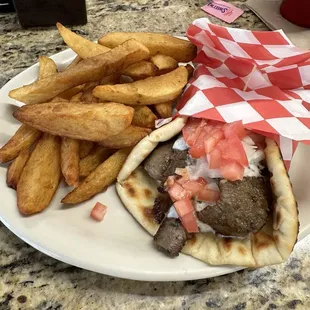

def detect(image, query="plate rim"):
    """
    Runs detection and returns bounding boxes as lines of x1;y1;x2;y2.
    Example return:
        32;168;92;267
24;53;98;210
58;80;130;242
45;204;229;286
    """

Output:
1;46;309;282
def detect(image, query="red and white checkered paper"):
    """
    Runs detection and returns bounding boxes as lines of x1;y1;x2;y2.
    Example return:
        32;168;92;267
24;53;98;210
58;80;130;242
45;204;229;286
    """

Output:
177;18;310;169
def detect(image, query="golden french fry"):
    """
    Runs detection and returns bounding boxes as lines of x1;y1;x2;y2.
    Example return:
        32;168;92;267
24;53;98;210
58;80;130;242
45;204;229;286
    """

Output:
79;141;94;158
99;32;196;62
79;146;112;177
57;22;110;59
185;64;194;80
17;134;61;215
80;89;99;103
100;74;120;85
132;106;157;128
99;126;151;149
50;96;69;102
70;92;83;102
154;101;173;119
38;56;58;79
9;39;150;104
93;66;188;105
62;148;131;204
58;84;85;100
0;125;41;163
6;149;31;189
65;55;82;70
61;138;80;187
57;23;155;80
150;54;178;75
13;102;134;142
122;61;158;80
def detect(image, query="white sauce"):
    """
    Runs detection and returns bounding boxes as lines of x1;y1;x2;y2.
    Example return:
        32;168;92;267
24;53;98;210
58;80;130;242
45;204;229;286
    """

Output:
172;135;189;151
167;206;178;219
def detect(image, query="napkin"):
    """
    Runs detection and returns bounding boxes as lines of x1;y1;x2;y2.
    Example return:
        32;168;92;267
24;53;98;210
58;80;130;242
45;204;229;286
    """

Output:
177;18;310;169
246;0;310;49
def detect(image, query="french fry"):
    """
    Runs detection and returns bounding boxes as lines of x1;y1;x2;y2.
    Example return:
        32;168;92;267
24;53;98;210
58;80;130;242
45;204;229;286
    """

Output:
17;134;61;215
132;106;157;128
70;92;83;102
6;149;31;189
57;23;155;80
79;141;94;158
80;81;100;103
65;55;82;70
0;125;41;163
9;39;150;104
185;64;194;80
92;66;188;105
122;61;157;80
58;84;85;100
13;102;134;142
62;148;131;204
154;101;173;119
38;56;58;79
100;74;120;85
99;126;151;148
150;54;178;75
61;138;80;187
56;22;110;59
79;146;112;177
99;32;196;62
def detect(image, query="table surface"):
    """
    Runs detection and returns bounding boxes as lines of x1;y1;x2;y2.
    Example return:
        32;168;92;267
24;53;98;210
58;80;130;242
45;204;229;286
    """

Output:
0;1;309;309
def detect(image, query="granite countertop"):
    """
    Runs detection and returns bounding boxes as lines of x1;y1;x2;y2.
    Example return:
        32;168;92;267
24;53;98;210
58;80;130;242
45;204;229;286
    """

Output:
0;0;310;309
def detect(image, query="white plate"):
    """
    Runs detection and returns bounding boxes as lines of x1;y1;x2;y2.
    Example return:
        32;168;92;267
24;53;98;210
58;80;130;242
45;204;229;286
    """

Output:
1;49;310;282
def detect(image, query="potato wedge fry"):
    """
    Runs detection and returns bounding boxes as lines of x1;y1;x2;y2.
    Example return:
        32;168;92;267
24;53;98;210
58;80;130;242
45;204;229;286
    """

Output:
79;141;94;158
99;126;151;149
79;146;112;177
122;61;157;80
9;39;150;104
154;101;173;119
100;74;120;85
61;138;80;187
57;22;110;59
0;125;41;163
93;66;188;105
17;134;61;215
14;102;134;142
65;55;82;70
99;32;196;62
57;23;155;80
6;149;31;189
132;106;157;128
150;54;178;75
38;56;58;79
185;64;194;80
80;81;100;103
70;92;83;102
58;84;85;100
62;148;131;204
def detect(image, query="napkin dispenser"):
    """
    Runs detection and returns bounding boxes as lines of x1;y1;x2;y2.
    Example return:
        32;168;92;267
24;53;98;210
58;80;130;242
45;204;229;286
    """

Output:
13;0;87;27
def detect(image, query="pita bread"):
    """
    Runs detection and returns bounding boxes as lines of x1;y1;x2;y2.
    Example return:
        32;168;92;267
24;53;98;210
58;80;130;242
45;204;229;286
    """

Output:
116;122;298;267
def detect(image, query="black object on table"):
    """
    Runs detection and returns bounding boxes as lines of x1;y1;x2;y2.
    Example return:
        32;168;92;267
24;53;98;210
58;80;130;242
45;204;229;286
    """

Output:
12;0;87;27
0;0;15;12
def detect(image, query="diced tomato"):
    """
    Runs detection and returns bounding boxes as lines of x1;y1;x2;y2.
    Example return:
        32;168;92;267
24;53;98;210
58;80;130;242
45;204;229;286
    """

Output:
176;176;189;185
195;177;208;187
182;180;202;196
196;188;220;202
182;118;207;146
188;129;209;158
223;121;246;139
204;129;224;154
90;202;107;222
168;182;191;202
220;159;244;181
217;136;248;167
166;175;177;189
209;147;222;169
174;199;199;233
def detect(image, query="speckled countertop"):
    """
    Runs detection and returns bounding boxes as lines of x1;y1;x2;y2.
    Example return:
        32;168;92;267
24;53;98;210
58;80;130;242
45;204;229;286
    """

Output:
0;0;310;309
